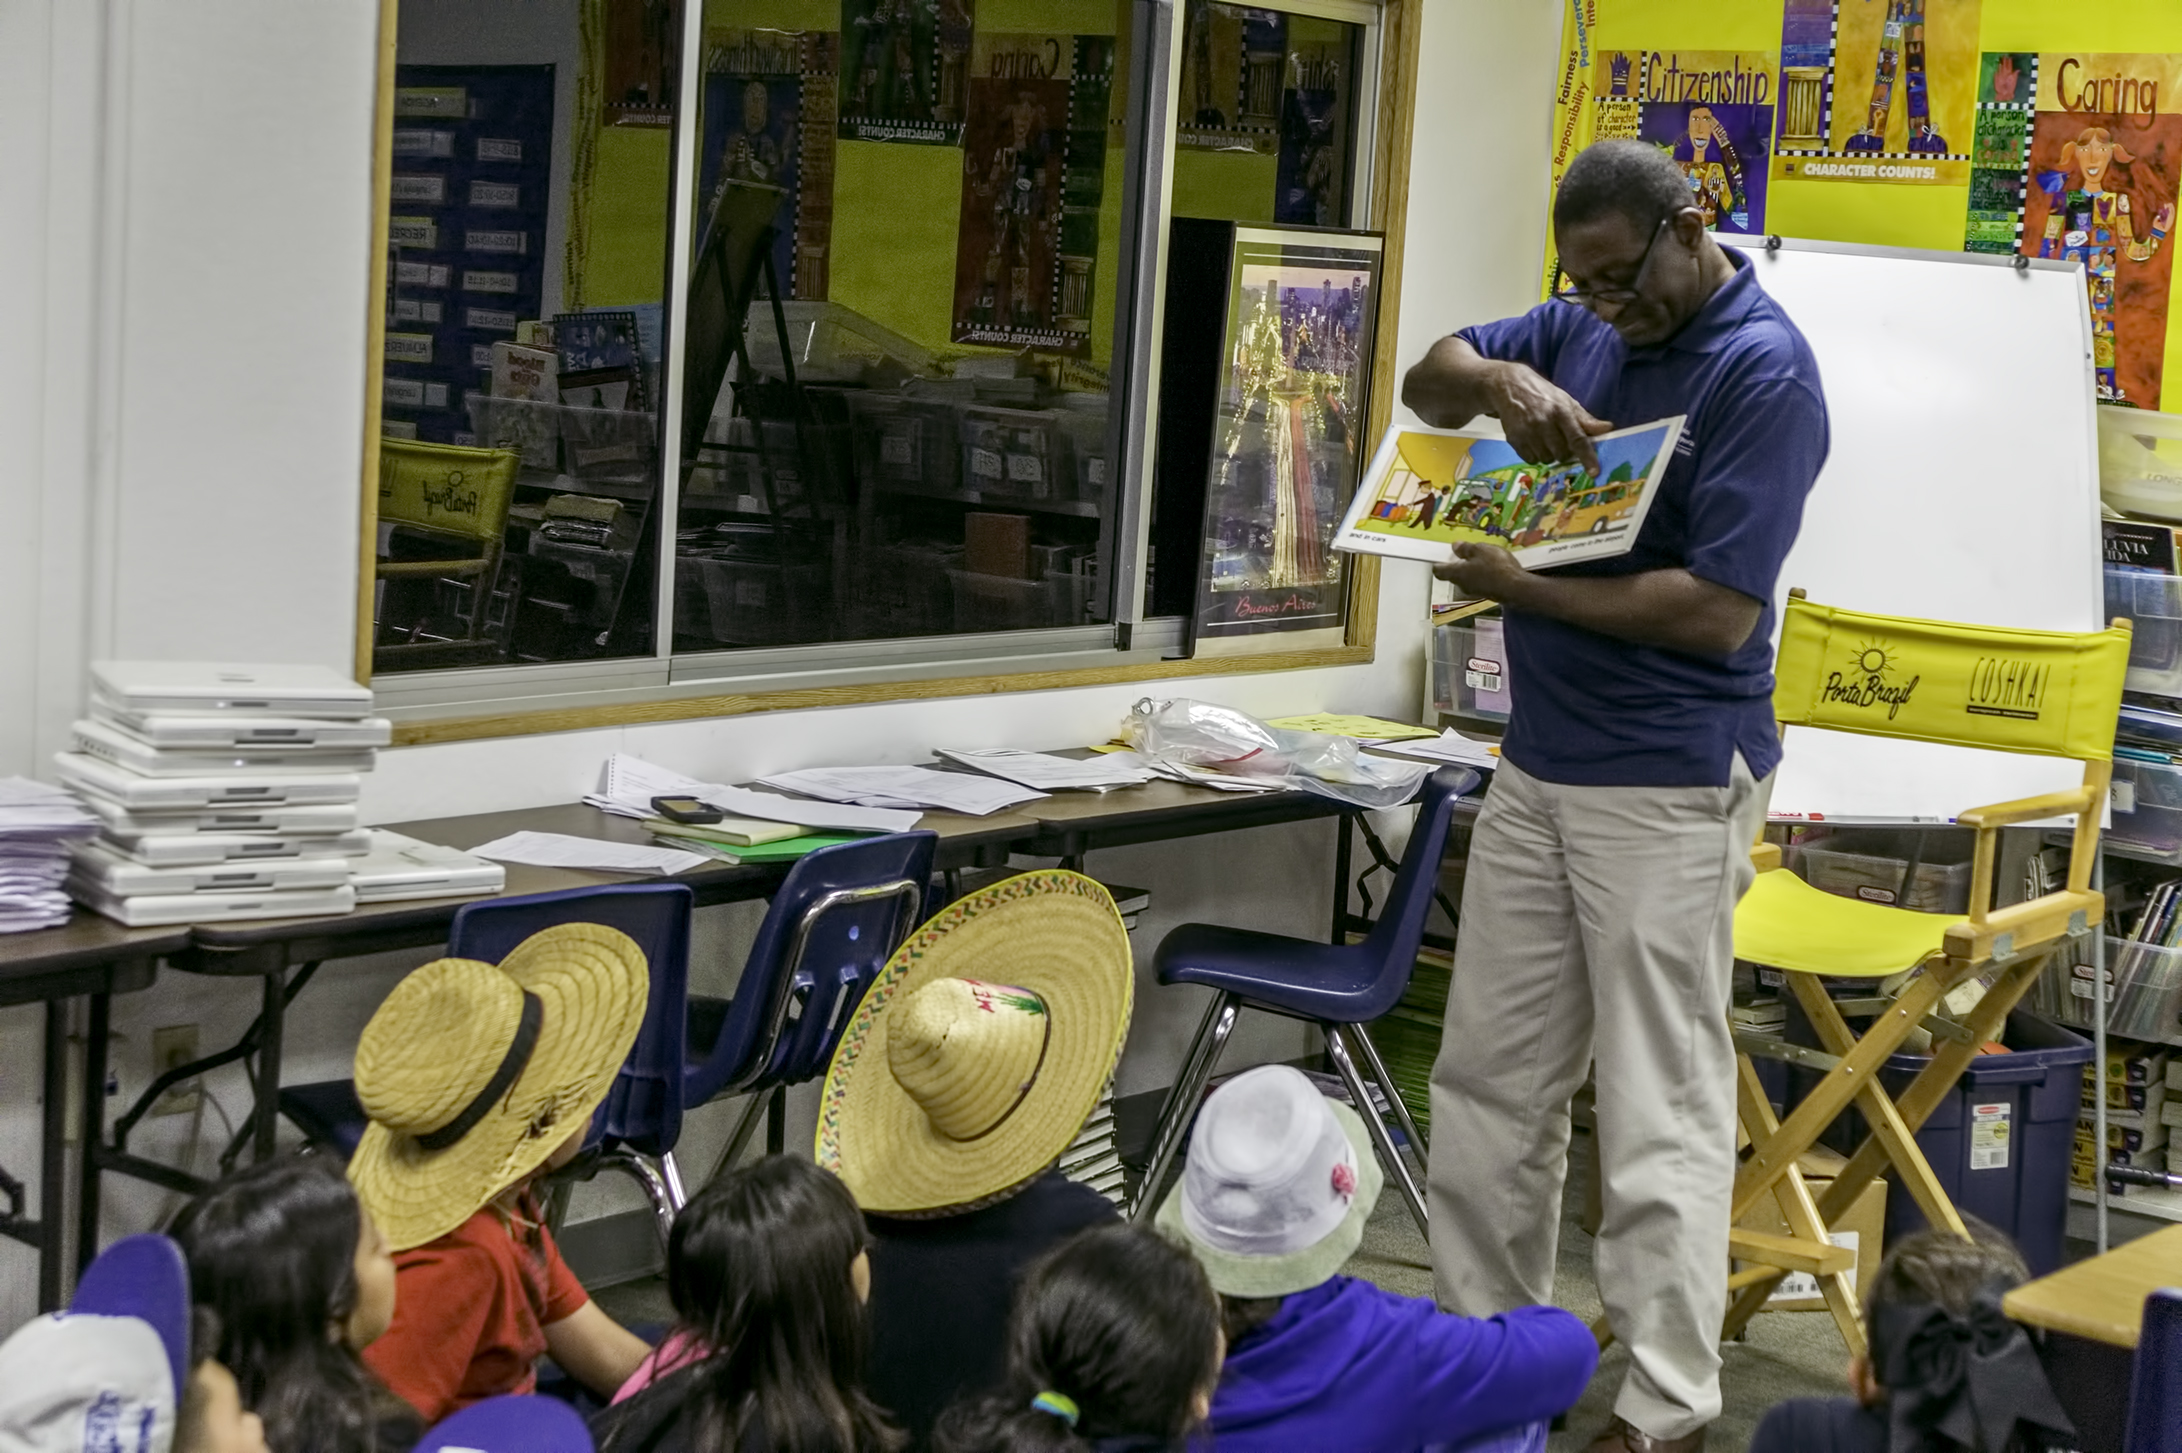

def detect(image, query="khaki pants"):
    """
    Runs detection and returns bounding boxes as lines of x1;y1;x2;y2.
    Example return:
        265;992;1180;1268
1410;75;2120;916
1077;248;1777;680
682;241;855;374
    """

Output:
1427;755;1771;1440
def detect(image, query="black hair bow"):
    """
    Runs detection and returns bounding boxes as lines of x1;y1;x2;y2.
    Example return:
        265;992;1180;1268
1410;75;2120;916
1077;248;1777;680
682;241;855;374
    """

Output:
1876;1277;2074;1453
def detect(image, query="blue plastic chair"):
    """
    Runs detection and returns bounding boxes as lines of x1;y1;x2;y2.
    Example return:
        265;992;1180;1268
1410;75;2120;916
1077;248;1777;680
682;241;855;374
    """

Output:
2129;1287;2182;1453
1128;766;1477;1237
681;831;936;1187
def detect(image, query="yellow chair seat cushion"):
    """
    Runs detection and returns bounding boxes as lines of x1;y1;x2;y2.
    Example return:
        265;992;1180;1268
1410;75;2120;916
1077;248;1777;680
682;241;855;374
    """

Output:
1734;869;1963;979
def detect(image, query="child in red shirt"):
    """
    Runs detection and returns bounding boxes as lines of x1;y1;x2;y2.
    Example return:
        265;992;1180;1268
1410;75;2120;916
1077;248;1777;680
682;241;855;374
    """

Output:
346;923;656;1421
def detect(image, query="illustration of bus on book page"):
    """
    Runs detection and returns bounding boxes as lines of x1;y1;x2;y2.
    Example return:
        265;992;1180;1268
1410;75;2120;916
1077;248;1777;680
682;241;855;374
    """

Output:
1333;416;1684;569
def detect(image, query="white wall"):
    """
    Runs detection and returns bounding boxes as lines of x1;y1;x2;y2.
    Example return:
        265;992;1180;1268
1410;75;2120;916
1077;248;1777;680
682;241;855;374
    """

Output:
0;0;1561;1331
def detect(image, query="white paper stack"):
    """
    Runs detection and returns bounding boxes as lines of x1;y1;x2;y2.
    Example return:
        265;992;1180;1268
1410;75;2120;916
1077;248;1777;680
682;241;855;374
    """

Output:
59;662;385;926
0;778;101;932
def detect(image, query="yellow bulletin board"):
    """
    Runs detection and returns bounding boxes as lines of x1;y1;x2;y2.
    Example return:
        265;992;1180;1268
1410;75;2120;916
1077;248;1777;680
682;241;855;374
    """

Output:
1549;0;2182;411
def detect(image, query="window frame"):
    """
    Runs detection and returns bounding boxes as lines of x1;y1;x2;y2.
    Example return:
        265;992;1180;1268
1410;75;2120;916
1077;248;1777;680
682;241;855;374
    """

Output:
355;0;1423;744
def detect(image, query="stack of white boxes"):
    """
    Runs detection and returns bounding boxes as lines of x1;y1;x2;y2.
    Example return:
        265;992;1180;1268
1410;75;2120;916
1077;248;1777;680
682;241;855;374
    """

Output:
57;663;387;927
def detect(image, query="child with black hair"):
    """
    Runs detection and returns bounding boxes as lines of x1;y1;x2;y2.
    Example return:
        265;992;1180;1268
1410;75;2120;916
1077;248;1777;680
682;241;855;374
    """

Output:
931;1223;1225;1453
590;1154;903;1453
1751;1219;2074;1453
171;1155;422;1452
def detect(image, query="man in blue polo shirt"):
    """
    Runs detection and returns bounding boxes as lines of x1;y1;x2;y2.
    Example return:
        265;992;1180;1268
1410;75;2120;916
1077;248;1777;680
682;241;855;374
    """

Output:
1400;140;1828;1453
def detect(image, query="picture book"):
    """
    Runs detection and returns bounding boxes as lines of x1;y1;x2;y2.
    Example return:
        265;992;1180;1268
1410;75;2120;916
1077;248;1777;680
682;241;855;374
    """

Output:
1333;416;1685;570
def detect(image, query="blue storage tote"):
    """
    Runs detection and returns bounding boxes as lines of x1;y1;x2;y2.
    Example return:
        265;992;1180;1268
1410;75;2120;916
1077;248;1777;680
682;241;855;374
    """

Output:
1782;1008;2090;1275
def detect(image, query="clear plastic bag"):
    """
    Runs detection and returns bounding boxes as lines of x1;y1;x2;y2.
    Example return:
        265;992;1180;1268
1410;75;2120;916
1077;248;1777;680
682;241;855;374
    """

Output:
1122;698;1432;809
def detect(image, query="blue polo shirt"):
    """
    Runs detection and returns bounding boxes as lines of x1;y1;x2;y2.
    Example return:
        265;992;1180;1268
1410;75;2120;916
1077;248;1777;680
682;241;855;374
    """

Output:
1455;248;1828;787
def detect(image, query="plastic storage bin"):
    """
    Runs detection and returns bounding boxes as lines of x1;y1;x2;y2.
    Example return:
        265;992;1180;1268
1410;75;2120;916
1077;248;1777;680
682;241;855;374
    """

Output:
1430;618;1511;722
960;407;1064;504
1785;1007;2091;1274
948;568;1068;631
676;555;825;646
1790;827;1974;913
2108;758;2182;862
2099;404;2182;522
2103;562;2182;696
2030;941;2182;1043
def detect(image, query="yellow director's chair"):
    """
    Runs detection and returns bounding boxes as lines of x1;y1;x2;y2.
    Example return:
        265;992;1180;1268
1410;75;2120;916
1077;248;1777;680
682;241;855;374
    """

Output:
1726;592;2131;1356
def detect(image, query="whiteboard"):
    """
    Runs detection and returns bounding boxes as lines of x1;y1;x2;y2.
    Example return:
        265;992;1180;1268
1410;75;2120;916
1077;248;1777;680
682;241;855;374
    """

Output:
1720;237;2103;823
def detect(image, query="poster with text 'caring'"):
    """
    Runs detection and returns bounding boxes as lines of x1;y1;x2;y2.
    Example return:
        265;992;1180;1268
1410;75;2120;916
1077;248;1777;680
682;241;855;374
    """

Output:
1333;417;1685;570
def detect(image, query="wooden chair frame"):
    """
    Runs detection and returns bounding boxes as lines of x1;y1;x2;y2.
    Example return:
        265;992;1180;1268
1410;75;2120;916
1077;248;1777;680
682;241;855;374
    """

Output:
1721;592;2126;1356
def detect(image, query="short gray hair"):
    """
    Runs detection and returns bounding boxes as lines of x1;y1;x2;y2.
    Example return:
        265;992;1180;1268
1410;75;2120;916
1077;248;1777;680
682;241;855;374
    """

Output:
1553;139;1691;235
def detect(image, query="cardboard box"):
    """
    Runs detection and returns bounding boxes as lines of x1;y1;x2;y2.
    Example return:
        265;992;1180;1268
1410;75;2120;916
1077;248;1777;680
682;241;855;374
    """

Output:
964;512;1032;580
1734;1146;1887;1312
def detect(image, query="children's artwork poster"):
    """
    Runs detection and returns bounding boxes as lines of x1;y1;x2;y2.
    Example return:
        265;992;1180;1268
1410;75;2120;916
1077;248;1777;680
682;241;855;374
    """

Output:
1770;0;1982;185
1959;53;2182;408
1196;237;1381;639
700;30;837;301
838;0;972;144
1275;17;1355;226
1334;418;1685;571
1178;0;1286;157
952;36;1106;352
601;0;682;128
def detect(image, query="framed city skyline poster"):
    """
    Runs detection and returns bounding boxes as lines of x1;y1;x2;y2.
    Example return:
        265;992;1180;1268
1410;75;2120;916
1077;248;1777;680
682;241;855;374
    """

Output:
1152;220;1383;650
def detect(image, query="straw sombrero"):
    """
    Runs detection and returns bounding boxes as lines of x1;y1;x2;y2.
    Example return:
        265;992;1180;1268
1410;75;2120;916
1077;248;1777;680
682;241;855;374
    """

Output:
817;870;1132;1217
348;923;650;1251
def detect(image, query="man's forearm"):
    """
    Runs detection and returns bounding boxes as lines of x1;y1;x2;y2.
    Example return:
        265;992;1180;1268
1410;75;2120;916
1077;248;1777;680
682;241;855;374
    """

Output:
1496;567;1762;659
1401;336;1506;429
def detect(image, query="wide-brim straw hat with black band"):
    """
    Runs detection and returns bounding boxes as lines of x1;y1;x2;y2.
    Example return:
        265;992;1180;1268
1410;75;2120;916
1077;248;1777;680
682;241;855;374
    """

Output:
817;870;1132;1217
348;923;650;1251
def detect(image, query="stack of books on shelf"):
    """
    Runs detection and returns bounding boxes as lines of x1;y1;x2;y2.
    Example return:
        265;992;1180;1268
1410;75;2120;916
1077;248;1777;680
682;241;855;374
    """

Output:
2073;1039;2177;1195
55;663;387;927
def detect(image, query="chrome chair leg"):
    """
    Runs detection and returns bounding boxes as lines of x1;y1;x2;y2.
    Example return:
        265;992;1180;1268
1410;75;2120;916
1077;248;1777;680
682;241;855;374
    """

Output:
710;1091;770;1184
1129;992;1239;1222
1328;1025;1427;1241
593;1148;679;1250
1347;1018;1428;1175
659;1150;689;1214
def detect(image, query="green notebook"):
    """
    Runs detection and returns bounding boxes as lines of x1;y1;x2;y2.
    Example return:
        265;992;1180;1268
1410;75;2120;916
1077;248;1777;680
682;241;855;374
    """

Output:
651;824;863;864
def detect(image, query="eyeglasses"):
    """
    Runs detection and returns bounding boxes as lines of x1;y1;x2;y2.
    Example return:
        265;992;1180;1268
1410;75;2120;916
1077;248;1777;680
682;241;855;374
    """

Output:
1554;215;1671;310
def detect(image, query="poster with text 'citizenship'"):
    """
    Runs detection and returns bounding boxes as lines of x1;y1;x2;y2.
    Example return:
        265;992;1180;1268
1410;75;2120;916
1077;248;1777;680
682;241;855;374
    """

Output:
1963;53;2182;409
1335;418;1685;571
1544;47;1774;293
1772;0;1982;186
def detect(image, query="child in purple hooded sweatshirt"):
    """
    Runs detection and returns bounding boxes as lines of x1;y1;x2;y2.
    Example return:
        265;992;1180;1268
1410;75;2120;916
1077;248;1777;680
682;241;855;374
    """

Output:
1157;1066;1598;1453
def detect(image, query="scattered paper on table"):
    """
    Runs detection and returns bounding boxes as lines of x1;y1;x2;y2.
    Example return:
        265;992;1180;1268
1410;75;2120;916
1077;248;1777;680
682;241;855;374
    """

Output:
1142;760;1280;793
937;748;1154;792
1265;714;1438;742
759;766;1046;816
1367;730;1500;770
583;754;922;833
470;830;711;877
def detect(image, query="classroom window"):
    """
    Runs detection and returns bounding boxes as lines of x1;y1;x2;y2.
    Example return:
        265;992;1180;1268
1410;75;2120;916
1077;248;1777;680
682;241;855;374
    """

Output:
363;0;1389;702
667;0;1133;654
372;0;682;676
